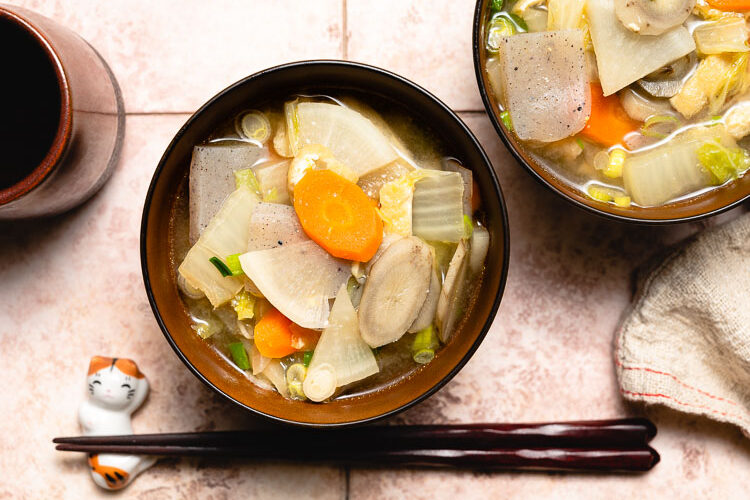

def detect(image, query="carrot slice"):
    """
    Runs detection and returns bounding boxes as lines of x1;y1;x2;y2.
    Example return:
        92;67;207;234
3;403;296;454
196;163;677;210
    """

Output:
293;169;383;261
705;0;750;9
253;307;296;359
580;83;640;147
289;323;321;351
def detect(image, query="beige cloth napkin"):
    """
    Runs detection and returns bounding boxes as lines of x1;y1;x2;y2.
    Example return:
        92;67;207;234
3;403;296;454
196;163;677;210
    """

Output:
616;212;750;435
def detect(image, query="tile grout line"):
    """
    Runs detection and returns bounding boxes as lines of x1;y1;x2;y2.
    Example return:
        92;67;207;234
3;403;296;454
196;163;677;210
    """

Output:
341;0;349;59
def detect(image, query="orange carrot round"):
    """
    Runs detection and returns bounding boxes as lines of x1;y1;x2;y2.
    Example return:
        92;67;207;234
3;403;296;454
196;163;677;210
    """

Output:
580;83;639;147
705;0;750;10
253;307;296;359
293;169;383;261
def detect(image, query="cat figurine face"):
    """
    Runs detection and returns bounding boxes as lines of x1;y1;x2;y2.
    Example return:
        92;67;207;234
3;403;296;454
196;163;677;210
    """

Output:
86;357;148;414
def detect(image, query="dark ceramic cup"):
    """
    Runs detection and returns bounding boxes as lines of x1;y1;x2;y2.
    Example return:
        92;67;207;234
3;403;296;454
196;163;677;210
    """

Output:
472;0;750;223
141;61;510;427
0;5;124;220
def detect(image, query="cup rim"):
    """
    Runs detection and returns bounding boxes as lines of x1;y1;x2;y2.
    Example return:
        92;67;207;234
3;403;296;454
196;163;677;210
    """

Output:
471;0;750;224
140;59;511;427
0;6;72;206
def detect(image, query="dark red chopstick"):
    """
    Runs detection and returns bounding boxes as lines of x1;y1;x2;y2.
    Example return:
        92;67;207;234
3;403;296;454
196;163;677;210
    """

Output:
53;418;660;473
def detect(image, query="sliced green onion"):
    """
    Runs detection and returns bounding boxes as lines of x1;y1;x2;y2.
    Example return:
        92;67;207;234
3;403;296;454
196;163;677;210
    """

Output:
499;110;513;131
286;363;308;400
412;325;439;364
575;137;585;151
235;110;271;144
209;256;232;277
641;115;679;139
228;342;251;370
225;253;244;276
234;167;261;194
303;351;313;367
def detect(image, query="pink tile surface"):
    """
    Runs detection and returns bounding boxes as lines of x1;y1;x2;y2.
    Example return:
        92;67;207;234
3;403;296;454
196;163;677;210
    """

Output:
0;115;343;499
1;1;749;498
4;0;344;113
347;0;482;112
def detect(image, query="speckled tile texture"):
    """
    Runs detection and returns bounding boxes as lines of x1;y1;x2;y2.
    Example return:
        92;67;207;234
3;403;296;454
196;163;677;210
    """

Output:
1;1;749;499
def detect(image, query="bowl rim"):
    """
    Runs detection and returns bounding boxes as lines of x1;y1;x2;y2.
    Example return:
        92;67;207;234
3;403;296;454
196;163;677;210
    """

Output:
140;59;511;427
471;0;750;224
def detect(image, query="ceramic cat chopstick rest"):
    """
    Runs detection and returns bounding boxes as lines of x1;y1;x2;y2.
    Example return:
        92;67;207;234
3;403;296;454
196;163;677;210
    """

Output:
78;356;156;490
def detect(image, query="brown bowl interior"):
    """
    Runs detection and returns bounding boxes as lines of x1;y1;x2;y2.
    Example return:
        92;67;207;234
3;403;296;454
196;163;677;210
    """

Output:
473;0;750;223
142;61;510;427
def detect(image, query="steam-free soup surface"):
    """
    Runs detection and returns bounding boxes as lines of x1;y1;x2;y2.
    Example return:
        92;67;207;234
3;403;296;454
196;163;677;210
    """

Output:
171;93;489;403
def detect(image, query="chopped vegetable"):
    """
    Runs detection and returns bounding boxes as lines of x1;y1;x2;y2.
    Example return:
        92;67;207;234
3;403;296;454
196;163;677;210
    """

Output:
189;144;262;243
378;170;430;237
619;88;675;122
357;160;412;200
641;115;680;139
231;290;255;321
234;168;261;194
725;101;750;139
286;363;307;400
247;203;306;251
499;110;513;131
547;0;586;30
224;254;244;276
469;225;490;275
287;144;359;198
253;160;291;204
622;126;737;205
580;84;640;147
697;140;750;184
491;0;504;11
637;54;696;99
670;53;748;118
235;110;271;144
359;237;432;348
436;240;469;343
602;149;627;179
249;341;271;375
178;186;260;307
693;17;749;54
293;169;383;262
614;0;695;36
443;159;474;216
487;14;518;53
304;284;379;402
239;240;350;328
289;323;321;351
253;307;296;359
496;30;590;141
228;342;251;371
412;171;465;242
294;102;398;177
587;0;695;96
262;360;289;398
302;351;313;367
209;256;232;277
412;325;439;364
409;265;441;333
705;0;750;10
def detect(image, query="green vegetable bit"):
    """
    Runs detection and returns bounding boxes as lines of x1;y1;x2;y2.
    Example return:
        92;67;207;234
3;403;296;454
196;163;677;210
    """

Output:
508;13;528;31
234;168;261;195
228;342;251;371
412;325;439;365
486;15;516;52
231;290;255;321
463;214;474;239
225;253;244;276
303;351;313;367
490;0;504;12
209;256;232;277
697;141;750;185
499;110;513;131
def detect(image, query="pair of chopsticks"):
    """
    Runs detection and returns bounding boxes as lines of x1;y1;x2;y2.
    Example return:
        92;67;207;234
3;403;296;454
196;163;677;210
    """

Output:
54;418;659;472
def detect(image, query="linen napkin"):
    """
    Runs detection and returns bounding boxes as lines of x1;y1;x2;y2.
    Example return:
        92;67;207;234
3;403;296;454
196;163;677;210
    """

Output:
615;212;750;435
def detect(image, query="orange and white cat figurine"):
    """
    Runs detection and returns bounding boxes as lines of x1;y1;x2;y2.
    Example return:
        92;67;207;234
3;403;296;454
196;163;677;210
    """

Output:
78;356;156;490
